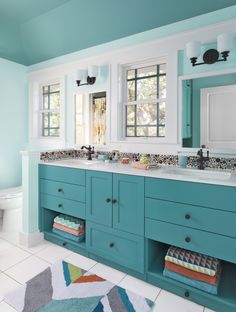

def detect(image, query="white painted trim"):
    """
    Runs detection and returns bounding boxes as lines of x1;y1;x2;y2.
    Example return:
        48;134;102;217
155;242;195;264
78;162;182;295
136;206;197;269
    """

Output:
19;231;44;248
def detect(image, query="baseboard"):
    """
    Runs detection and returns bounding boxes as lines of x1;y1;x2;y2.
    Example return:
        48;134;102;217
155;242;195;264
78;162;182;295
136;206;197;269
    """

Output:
19;231;44;248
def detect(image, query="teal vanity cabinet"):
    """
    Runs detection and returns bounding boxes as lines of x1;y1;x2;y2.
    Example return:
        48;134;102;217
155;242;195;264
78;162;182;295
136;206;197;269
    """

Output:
86;170;145;274
145;177;236;312
39;164;87;254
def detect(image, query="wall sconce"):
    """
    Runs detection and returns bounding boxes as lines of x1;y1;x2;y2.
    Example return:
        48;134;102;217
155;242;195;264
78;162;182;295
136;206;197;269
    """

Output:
76;65;98;86
186;33;234;67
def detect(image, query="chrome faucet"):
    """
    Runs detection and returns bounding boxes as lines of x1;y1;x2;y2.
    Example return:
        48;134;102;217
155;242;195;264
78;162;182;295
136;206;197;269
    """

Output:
81;145;95;160
197;148;209;170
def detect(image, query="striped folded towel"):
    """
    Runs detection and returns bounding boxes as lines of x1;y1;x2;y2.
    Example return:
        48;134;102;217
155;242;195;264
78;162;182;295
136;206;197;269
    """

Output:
165;246;221;277
54;214;85;230
165;261;221;285
53;222;85;236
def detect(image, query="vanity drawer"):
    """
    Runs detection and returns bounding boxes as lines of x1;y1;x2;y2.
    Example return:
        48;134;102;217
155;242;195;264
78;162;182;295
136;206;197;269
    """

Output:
40;179;85;202
39;164;85;186
87;222;144;273
40;194;85;219
145;177;236;212
145;198;236;238
145;218;236;264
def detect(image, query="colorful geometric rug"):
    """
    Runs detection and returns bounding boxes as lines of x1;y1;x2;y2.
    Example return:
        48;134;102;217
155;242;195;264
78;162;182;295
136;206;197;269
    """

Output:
4;260;154;311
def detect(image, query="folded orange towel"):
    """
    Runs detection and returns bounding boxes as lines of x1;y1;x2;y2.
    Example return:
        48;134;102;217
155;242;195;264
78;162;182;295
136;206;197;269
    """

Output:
53;222;85;236
165;261;221;285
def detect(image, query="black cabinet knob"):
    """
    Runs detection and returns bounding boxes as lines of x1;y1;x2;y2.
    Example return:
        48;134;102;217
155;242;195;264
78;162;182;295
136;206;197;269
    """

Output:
185;236;191;243
109;243;115;248
184;291;190;298
185;214;191;220
112;199;117;204
58;204;63;208
58;188;63;192
106;198;111;203
62;242;67;246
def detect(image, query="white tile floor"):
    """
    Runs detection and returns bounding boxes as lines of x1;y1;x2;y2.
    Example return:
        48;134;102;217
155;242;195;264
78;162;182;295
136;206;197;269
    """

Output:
0;232;214;312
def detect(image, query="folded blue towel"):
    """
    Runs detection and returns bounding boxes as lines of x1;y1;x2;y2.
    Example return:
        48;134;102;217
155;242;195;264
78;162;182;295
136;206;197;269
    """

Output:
52;228;85;243
163;269;219;295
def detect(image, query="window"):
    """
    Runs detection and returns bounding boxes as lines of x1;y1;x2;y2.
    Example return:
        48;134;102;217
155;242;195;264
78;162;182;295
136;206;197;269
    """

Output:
75;91;107;145
41;83;60;137
125;63;166;137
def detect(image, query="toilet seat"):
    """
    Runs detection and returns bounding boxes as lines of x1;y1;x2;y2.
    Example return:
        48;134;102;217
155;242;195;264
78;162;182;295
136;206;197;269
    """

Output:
0;187;22;200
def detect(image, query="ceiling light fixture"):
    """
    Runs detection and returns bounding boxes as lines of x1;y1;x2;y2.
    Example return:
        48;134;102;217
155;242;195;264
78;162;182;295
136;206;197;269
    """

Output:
186;33;234;67
76;65;98;86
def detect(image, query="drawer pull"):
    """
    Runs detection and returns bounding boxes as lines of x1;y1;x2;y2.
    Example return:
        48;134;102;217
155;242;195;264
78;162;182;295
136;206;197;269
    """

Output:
58;188;63;192
109;243;115;248
112;199;117;204
58;204;63;208
106;198;111;203
185;236;191;243
185;214;191;220
184;291;190;298
62;242;67;247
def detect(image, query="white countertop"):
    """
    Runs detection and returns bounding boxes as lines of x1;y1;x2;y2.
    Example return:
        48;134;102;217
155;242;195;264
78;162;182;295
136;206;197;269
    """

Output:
40;159;236;187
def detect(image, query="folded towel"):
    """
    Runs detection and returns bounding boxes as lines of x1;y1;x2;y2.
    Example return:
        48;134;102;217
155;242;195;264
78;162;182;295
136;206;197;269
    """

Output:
54;214;85;230
165;246;221;276
52;228;85;242
163;268;219;295
53;222;85;236
165;261;221;285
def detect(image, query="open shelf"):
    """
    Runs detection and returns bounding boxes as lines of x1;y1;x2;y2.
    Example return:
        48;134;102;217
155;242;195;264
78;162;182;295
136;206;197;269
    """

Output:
41;208;86;253
146;240;236;312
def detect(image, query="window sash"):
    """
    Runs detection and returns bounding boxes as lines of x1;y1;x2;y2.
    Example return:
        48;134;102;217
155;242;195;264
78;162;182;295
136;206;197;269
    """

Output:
124;63;166;138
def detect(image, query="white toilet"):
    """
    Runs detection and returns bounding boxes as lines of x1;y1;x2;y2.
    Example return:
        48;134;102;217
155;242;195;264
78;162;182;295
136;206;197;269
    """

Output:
0;187;22;232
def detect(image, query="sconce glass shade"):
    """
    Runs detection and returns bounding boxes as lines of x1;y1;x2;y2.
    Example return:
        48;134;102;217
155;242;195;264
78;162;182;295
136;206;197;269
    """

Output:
77;69;84;81
88;65;98;78
217;33;234;53
186;41;201;59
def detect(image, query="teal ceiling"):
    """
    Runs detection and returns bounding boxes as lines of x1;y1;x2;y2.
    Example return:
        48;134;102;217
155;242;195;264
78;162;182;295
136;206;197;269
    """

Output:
0;0;236;66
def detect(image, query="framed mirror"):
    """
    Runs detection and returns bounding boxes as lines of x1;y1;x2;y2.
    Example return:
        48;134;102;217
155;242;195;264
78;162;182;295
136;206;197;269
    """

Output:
181;72;236;150
75;91;107;145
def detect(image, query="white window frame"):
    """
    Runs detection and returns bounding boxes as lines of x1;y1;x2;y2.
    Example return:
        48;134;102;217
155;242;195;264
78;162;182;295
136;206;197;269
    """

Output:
29;76;65;147
119;57;168;143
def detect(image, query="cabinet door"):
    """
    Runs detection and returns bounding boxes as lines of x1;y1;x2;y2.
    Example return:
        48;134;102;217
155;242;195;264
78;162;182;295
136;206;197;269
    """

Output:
86;171;112;226
113;174;144;235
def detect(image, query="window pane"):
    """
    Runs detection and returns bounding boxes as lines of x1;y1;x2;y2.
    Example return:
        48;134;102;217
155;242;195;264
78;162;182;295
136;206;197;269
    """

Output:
43;129;49;136
42;112;49;127
43;95;48;109
49;128;60;136
159;126;165;137
126;105;135;125
127;69;135;80
49;83;60;92
148;127;157;136
159;75;166;99
137;103;157;125
49;112;60;128
159;102;166;124
137;127;149;136
128;80;135;101
137;77;157;100
137;66;156;78
126;127;135;137
159;64;166;74
49;92;60;109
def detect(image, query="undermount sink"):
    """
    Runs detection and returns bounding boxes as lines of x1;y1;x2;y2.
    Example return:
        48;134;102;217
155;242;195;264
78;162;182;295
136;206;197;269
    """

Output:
159;167;232;180
56;159;100;166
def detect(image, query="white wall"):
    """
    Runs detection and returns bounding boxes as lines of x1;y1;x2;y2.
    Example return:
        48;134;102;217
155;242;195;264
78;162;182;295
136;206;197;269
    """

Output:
27;17;236;154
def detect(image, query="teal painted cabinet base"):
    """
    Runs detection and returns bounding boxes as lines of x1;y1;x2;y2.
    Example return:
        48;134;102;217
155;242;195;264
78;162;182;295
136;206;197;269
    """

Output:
39;164;236;312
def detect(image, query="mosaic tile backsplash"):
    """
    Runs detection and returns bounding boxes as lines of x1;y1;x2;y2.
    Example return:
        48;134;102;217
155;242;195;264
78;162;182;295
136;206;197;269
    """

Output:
40;149;236;170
